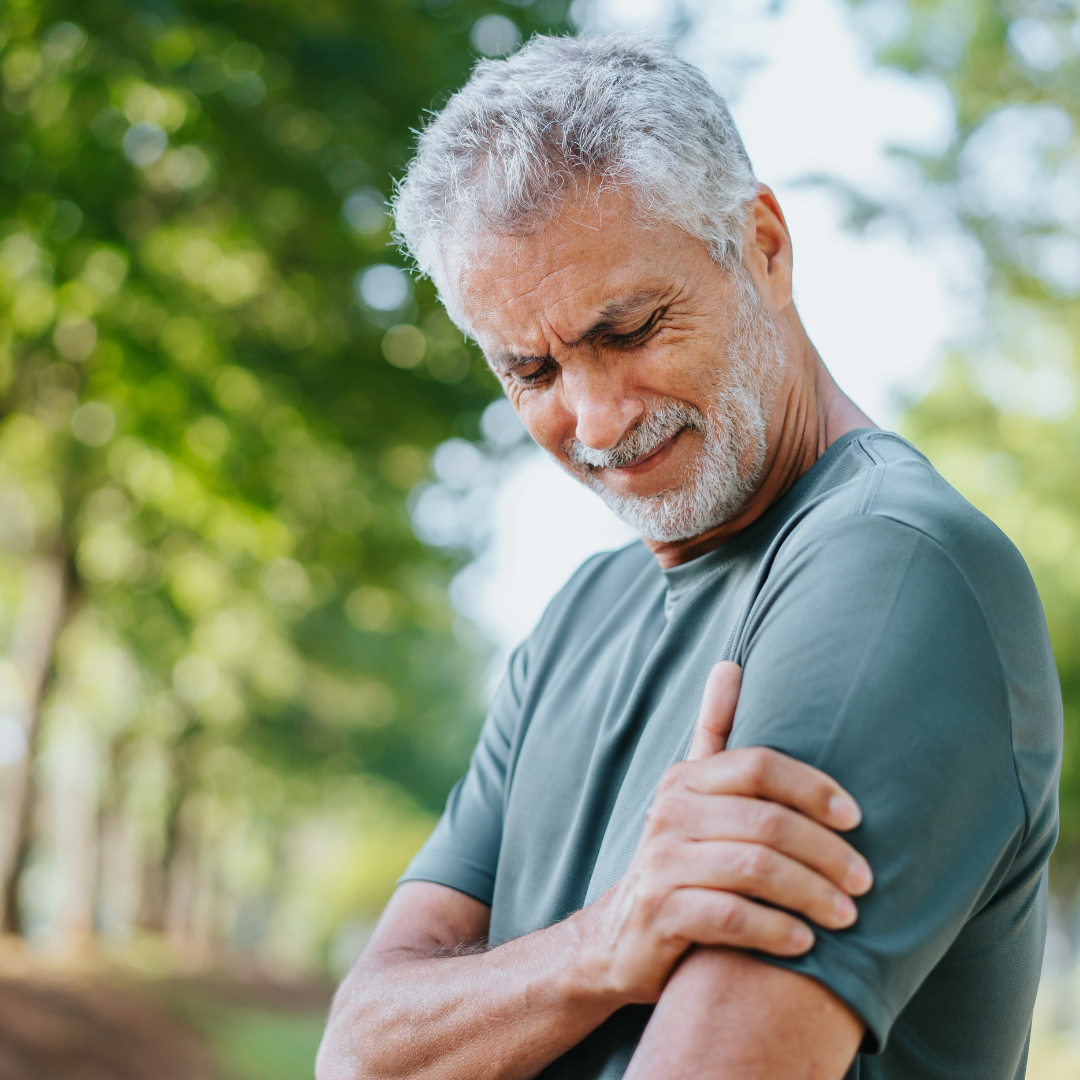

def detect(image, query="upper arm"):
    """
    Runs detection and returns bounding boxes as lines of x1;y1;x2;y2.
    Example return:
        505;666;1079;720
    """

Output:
729;517;1026;1048
626;948;862;1080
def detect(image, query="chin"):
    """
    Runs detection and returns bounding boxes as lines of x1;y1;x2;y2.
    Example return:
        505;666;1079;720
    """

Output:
588;480;740;544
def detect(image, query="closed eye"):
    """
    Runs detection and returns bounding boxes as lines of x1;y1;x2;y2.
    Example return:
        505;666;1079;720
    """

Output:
510;357;557;385
604;308;665;349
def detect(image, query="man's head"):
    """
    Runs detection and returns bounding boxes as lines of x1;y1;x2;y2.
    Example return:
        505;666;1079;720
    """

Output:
394;35;803;542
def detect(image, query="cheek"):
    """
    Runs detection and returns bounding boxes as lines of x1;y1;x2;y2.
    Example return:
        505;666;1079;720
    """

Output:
514;389;570;454
636;336;720;405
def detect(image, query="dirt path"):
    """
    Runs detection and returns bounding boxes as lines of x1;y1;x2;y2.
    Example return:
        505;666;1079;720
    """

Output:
0;977;220;1080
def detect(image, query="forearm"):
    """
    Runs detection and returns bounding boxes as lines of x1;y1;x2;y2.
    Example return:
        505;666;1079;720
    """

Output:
317;716;871;1080
625;947;862;1080
317;913;621;1080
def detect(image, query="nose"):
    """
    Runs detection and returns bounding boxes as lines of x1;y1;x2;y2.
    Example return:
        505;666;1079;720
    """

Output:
561;361;644;451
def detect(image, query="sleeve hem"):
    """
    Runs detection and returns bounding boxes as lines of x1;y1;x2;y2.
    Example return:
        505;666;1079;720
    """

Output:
754;948;895;1054
398;850;496;908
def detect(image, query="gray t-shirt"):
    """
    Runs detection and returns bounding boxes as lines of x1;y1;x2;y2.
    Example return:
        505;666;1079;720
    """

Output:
401;429;1062;1079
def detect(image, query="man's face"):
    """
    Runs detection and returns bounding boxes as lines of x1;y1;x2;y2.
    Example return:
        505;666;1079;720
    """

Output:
449;193;787;541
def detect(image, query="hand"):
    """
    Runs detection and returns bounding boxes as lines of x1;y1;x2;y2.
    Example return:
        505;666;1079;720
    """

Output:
580;661;872;1005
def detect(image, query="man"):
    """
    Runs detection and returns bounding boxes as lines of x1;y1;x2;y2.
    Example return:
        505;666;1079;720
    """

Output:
317;35;1061;1080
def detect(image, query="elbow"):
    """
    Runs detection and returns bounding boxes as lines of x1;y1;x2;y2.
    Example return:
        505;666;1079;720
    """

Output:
316;1014;392;1080
315;1020;373;1080
314;1030;351;1080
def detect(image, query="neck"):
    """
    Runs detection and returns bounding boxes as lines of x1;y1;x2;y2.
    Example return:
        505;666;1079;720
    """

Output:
643;331;876;570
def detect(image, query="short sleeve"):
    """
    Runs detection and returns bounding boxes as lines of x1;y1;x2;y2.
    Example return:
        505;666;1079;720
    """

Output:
727;516;1027;1052
397;642;527;905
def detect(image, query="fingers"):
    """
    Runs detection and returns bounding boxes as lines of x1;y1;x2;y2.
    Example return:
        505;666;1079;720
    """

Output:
662;887;814;957
686;662;742;761
681;746;862;832
677;792;872;895
651;839;858;931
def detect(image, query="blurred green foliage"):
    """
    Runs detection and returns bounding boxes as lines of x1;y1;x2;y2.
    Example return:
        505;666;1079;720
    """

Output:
202;1004;326;1080
154;976;331;1080
0;0;568;967
864;0;1080;882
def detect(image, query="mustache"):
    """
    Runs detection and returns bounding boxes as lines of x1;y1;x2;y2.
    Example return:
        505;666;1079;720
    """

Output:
563;401;707;470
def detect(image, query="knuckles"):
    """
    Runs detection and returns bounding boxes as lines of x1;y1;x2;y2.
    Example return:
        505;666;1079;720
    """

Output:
747;800;786;845
644;786;688;833
656;761;691;794
640;834;679;876
735;843;775;885
711;892;746;937
729;746;774;791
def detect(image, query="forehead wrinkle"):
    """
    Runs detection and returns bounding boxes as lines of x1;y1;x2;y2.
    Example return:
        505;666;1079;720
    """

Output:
499;262;581;312
496;233;604;310
464;211;687;368
498;278;672;361
464;212;658;329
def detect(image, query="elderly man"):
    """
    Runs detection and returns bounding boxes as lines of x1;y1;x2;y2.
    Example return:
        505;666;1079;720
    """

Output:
317;35;1061;1080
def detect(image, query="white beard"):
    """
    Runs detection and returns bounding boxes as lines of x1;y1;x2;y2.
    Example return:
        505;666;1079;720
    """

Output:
562;271;783;543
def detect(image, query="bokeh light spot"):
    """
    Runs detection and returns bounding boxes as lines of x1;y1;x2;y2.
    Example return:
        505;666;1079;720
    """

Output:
173;654;220;704
123;121;169;167
342;188;387;235
71;402;116;447
355;264;411;311
261;557;311;605
345;587;393;632
53;319;97;361
382;324;426;368
470;15;522;57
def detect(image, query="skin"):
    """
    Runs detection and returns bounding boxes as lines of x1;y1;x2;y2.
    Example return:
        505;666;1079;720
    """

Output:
452;185;873;566
317;187;876;1079
318;665;868;1080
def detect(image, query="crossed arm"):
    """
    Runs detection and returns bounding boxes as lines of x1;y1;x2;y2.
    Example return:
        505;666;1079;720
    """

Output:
316;665;867;1080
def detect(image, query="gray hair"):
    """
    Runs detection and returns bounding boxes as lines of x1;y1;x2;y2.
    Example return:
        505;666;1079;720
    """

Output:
392;34;758;326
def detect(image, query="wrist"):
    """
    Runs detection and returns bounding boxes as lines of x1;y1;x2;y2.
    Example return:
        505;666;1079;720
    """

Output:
556;889;635;1010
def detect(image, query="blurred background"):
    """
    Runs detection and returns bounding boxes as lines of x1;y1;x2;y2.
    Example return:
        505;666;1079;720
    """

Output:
0;0;1079;1076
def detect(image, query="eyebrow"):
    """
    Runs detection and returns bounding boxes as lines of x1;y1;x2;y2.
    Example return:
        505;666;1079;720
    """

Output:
488;290;665;374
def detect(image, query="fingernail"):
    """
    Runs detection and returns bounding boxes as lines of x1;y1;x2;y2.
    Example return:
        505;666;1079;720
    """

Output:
834;894;857;926
846;860;873;894
829;795;861;829
791;924;814;951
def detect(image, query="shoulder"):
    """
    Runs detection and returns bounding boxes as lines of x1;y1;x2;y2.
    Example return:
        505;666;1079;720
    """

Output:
762;431;1061;854
783;431;1036;616
770;431;1055;719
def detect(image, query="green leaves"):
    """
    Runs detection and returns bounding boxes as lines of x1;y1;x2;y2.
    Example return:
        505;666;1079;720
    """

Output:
869;0;1080;882
0;0;568;959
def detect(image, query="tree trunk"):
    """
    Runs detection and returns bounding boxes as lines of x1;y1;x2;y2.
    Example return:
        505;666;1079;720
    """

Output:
0;556;66;934
139;728;196;933
97;739;140;942
53;722;100;953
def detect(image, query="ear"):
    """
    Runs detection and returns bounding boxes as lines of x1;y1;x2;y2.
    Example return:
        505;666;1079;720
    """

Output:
741;184;793;314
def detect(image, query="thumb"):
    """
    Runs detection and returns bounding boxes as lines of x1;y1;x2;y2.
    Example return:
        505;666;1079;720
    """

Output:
686;661;742;761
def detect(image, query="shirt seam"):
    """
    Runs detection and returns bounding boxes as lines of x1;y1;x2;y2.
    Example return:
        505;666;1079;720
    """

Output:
665;554;743;609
